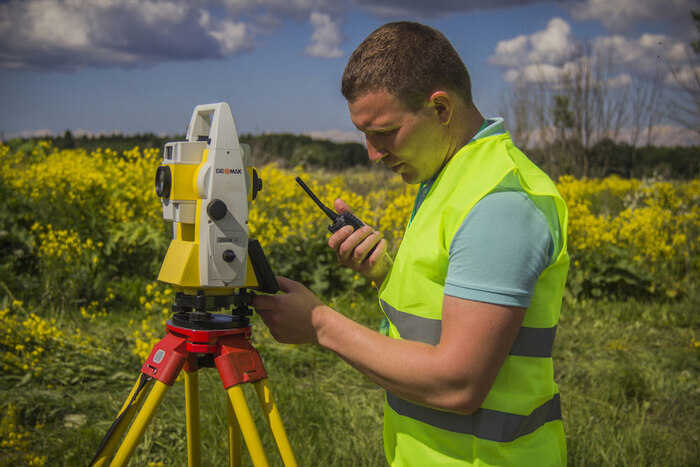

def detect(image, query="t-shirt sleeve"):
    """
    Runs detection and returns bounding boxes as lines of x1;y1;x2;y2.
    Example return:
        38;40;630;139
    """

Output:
443;190;553;308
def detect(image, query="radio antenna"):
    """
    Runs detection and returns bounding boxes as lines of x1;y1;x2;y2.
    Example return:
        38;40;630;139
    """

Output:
295;177;338;221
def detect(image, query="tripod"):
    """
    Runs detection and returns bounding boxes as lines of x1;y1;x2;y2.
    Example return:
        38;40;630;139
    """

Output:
91;291;297;467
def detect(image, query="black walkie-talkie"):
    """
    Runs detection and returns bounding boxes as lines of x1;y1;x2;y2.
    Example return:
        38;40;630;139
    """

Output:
295;177;365;233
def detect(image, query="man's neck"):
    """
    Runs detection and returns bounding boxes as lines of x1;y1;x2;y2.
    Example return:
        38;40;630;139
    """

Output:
460;103;485;147
444;103;484;164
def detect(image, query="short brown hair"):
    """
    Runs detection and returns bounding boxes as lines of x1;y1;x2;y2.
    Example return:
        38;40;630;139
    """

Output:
341;21;472;111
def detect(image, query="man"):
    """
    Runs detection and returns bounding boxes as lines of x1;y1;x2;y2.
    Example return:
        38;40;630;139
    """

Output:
253;21;569;466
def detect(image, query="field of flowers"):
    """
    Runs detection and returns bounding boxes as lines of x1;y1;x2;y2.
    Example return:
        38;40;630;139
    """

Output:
0;140;698;465
3;141;697;306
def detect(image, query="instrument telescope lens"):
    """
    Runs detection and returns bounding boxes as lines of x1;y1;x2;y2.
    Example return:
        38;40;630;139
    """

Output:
155;166;172;198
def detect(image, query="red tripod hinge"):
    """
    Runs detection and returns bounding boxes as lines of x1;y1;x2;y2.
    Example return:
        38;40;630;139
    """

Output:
140;332;188;385
215;334;268;388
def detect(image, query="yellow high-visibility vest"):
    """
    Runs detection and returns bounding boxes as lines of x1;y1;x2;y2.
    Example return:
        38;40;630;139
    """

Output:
378;132;569;466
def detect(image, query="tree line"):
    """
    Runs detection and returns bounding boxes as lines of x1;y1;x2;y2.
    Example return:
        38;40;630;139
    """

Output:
3;131;373;170
3;129;697;179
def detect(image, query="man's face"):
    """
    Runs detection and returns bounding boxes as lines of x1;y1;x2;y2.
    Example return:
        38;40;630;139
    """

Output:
348;89;449;184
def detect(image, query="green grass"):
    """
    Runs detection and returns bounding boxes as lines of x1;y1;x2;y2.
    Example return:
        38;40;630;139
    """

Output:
1;289;698;466
556;295;699;466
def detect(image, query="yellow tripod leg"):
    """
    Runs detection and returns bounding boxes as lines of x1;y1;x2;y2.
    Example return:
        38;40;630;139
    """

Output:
92;375;153;467
254;379;297;467
226;394;242;467
111;379;170;467
185;371;201;467
227;385;269;467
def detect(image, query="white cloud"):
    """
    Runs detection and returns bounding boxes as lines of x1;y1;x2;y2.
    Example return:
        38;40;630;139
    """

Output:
137;1;188;26
0;0;344;70
571;0;693;36
666;64;700;88
352;0;546;19
210;21;251;55
490;35;529;68
305;128;365;143
0;0;693;72
25;0;90;49
217;0;344;37
220;0;337;17
199;11;252;55
490;18;577;71
503;63;563;83
607;72;633;87
572;0;648;30
592;33;691;76
305;12;343;59
491;17;693;86
352;0;696;44
528;18;577;65
0;0;248;70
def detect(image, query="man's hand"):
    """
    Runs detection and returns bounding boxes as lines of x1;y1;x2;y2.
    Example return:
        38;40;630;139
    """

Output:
328;199;393;288
252;276;329;345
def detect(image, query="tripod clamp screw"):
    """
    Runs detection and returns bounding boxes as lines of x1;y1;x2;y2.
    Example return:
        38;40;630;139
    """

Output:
232;289;253;318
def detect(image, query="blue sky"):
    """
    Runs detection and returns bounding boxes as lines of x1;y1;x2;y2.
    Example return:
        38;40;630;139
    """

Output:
0;0;697;145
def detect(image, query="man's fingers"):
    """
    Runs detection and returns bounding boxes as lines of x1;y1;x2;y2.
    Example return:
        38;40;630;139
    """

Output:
252;293;273;310
352;231;383;262
334;198;353;215
252;276;295;310
274;275;299;293
329;225;354;251
337;226;373;259
369;238;387;262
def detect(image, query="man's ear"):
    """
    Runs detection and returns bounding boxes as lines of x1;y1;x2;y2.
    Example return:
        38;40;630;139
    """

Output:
428;91;452;125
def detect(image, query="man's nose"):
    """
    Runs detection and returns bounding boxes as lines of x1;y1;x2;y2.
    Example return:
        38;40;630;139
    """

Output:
366;137;387;163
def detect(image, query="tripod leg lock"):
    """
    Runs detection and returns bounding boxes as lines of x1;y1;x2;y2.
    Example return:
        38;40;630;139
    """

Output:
140;332;188;385
215;336;268;388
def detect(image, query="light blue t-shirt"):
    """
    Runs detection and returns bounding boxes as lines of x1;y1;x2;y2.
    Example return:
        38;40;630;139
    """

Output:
413;118;557;308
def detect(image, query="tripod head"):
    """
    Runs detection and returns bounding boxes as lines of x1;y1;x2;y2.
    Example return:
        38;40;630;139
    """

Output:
155;103;278;328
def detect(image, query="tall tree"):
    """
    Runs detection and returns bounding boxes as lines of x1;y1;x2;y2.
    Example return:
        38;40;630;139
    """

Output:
501;43;663;178
666;11;700;137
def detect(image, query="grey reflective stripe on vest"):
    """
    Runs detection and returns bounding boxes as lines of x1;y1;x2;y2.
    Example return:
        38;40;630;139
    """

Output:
381;300;442;345
387;392;562;442
380;300;556;358
509;325;557;357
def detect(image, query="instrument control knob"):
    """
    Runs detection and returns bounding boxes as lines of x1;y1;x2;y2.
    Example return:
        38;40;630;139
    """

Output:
222;250;236;262
207;199;227;220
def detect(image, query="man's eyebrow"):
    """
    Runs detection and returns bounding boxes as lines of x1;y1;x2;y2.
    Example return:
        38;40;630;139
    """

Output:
356;124;398;134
